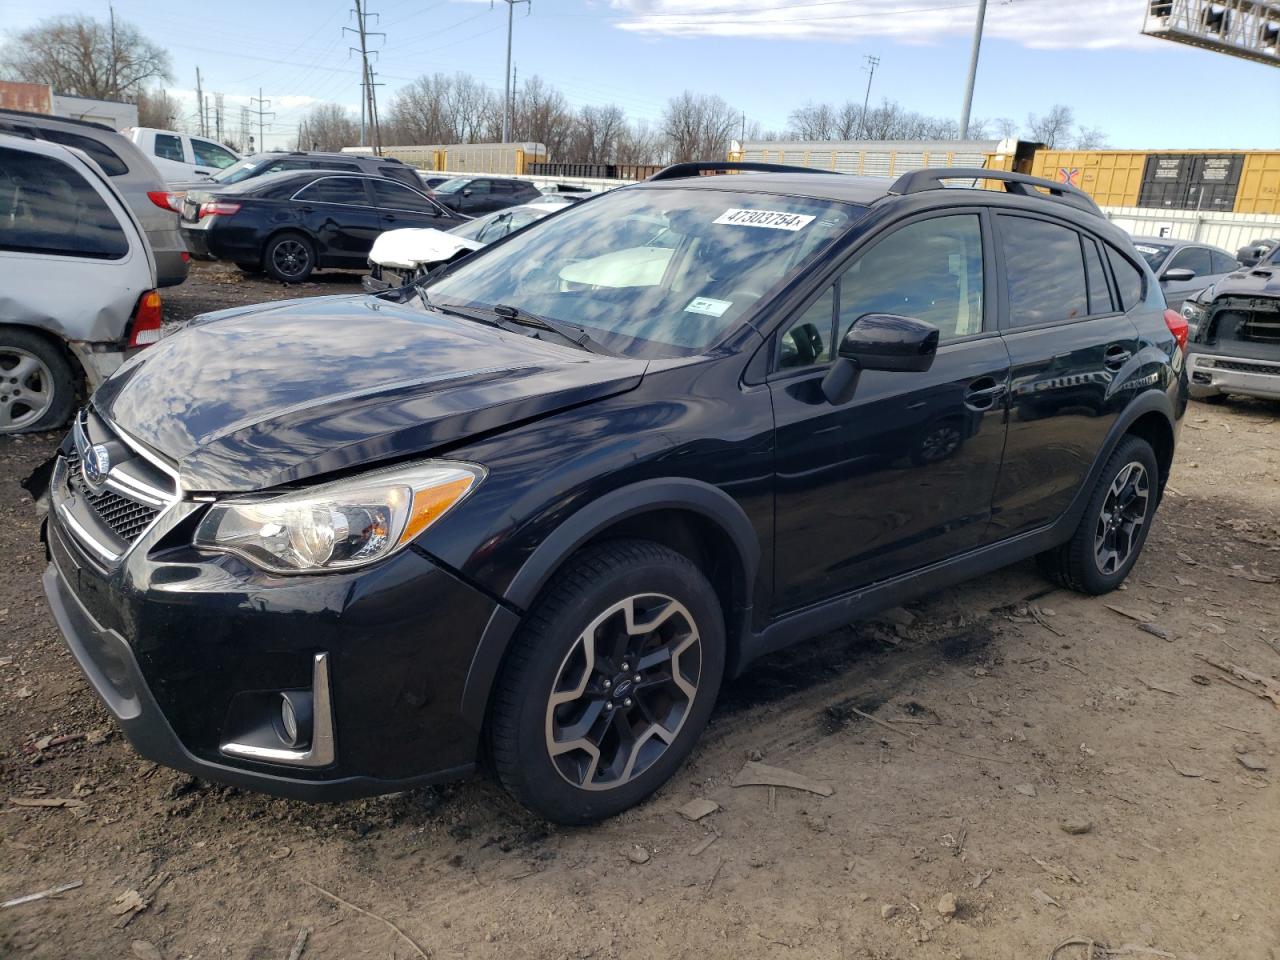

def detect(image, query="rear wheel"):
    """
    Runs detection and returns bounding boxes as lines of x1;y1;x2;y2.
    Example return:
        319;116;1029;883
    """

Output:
0;330;75;434
263;234;315;283
487;540;725;824
1037;435;1159;595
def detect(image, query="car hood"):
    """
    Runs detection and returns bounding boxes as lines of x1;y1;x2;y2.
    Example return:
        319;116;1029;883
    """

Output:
368;227;482;269
1210;267;1280;299
94;295;647;492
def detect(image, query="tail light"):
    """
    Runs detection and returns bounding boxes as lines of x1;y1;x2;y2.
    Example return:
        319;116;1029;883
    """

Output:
146;190;183;213
128;291;163;348
1163;308;1189;351
199;201;241;217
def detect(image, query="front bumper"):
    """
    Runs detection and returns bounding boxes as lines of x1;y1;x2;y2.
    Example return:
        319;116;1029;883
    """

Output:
42;434;501;800
1187;349;1280;400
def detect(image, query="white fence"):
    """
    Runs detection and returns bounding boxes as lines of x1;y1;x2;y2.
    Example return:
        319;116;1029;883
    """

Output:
1102;206;1280;251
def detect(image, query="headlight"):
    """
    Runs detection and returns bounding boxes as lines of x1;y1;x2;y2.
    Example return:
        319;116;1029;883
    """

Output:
193;461;483;573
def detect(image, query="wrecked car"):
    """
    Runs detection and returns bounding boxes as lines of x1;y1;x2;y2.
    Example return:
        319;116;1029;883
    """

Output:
1184;246;1280;402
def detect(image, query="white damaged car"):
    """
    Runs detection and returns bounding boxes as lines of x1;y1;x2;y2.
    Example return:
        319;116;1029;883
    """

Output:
363;201;570;292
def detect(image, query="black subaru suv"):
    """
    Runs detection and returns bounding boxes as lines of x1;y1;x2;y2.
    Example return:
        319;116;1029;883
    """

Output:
41;163;1188;824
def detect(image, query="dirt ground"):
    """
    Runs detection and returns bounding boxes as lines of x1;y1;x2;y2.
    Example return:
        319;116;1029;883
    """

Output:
2;262;1279;960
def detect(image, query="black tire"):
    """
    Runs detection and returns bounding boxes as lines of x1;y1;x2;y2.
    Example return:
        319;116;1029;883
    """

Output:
235;261;263;274
0;328;76;435
487;539;725;824
1037;435;1159;595
262;233;315;283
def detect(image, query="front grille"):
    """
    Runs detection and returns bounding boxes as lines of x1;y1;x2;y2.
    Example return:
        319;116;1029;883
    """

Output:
1239;316;1280;344
65;448;161;544
1211;359;1280;376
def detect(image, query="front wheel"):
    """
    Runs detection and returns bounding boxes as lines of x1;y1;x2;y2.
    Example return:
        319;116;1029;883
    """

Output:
487;540;725;824
1037;435;1159;595
262;234;315;283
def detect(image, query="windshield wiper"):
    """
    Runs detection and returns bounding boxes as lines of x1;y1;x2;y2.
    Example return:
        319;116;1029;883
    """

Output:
490;303;613;355
416;289;502;327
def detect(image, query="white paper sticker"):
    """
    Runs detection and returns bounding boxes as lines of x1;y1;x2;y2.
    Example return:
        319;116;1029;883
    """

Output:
713;208;815;231
685;296;733;317
1135;244;1162;256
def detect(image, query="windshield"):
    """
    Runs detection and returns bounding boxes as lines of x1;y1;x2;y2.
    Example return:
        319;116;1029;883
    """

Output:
210;156;267;184
433;177;469;194
1133;242;1173;271
450;206;549;243
425;186;858;357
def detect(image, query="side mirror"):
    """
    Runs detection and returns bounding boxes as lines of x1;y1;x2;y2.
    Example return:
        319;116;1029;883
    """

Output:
1161;267;1196;282
822;314;939;405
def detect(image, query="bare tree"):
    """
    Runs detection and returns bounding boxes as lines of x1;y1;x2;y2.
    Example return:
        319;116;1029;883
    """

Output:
661;91;737;163
787;101;836;141
295;103;359;152
1074;126;1109;150
566;104;626;163
616;119;664;165
994;116;1019;139
512;75;574;156
0;14;170;101
1026;104;1075;149
135;87;180;129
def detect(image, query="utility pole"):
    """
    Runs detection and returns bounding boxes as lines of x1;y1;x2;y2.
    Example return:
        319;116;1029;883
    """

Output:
959;0;988;139
215;92;224;143
495;0;531;143
195;67;204;136
346;0;385;150
858;55;879;140
250;88;274;152
108;5;119;99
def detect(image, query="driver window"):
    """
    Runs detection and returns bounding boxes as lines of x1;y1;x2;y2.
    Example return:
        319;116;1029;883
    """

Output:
839;214;983;342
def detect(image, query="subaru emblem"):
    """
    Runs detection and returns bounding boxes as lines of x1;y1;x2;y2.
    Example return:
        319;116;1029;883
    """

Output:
83;444;111;484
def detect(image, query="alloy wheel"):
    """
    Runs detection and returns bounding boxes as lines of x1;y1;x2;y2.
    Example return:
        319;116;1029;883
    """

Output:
271;239;310;279
918;424;963;463
0;348;55;432
1093;461;1149;575
544;593;702;791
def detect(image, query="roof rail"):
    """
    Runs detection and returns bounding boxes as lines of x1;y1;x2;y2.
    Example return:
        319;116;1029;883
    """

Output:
889;168;1102;216
646;160;829;182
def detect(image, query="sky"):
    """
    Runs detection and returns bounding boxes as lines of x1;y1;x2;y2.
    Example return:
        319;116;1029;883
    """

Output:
1;0;1278;152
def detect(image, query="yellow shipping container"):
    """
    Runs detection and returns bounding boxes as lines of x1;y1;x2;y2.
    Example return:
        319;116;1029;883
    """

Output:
1238;153;1280;215
1029;151;1147;206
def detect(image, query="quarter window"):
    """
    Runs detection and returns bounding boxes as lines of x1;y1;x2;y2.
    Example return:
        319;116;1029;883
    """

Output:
35;128;128;176
153;133;184;163
778;286;836;370
191;139;238;169
294;176;369;205
1106;246;1146;311
1210;250;1237;274
999;215;1088;327
0;147;129;259
1082;236;1113;315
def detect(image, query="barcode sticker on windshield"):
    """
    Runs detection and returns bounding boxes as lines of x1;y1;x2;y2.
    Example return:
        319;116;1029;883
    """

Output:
714;209;815;231
686;297;732;317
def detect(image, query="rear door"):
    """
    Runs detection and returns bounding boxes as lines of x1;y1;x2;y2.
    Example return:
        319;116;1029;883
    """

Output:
769;209;1011;611
291;175;380;264
368;178;455;230
991;213;1141;537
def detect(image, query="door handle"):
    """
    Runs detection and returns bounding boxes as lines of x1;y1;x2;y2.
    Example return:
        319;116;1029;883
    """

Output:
1104;345;1132;370
964;378;1007;411
383;214;397;222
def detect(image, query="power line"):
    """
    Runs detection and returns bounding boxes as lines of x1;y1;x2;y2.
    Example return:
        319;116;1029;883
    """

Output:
346;0;386;151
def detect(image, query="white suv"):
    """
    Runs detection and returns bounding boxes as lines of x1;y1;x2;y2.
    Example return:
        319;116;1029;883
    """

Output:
0;134;162;433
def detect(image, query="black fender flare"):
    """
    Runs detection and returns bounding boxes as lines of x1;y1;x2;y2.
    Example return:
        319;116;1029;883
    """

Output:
459;477;761;728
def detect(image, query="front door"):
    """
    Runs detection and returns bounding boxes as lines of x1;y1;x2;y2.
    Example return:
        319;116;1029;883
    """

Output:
769;211;1011;612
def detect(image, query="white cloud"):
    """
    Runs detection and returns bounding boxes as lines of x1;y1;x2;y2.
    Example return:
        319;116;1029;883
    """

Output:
607;0;1152;50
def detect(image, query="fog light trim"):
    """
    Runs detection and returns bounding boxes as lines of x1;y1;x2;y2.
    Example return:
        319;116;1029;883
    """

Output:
219;653;335;768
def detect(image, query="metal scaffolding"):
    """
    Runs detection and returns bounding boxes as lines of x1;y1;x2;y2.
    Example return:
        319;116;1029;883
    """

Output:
1142;0;1280;67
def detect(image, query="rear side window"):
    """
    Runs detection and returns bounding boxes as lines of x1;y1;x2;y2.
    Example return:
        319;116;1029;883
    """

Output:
1210;250;1237;274
999;215;1088;327
0;147;129;259
153;133;184;163
1082;236;1113;315
294;176;369;205
376;164;412;185
35;128;128;177
192;139;237;169
468;180;491;195
370;179;437;213
1106;245;1146;311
